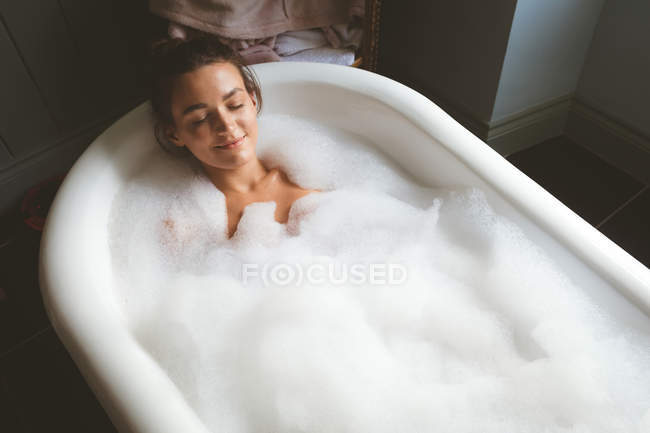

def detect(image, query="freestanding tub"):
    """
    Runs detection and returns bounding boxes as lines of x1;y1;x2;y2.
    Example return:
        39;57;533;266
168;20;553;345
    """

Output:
39;62;650;433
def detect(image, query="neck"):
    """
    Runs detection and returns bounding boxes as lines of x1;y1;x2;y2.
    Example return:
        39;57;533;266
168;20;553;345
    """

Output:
201;157;269;194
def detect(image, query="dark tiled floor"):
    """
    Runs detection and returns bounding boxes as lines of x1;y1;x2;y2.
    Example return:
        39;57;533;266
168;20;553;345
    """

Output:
1;329;115;433
0;374;25;432
600;188;650;266
0;209;115;432
0;219;49;354
507;136;645;227
507;135;649;267
0;134;648;432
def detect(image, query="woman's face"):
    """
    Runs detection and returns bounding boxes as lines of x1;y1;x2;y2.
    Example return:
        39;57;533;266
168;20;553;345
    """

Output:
166;62;259;170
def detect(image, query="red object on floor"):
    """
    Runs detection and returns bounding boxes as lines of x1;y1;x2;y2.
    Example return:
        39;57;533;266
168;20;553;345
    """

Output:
20;174;67;232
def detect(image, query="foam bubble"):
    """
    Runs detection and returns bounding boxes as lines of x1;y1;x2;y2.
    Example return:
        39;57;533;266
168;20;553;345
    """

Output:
108;114;650;432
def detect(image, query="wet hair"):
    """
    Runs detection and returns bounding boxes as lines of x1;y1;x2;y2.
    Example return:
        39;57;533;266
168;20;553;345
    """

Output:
149;34;263;156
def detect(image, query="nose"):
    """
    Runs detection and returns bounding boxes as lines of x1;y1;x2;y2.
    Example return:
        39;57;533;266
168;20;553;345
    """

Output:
213;110;238;134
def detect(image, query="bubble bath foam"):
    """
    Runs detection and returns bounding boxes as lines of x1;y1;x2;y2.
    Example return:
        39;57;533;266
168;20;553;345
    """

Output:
107;115;650;433
40;63;650;433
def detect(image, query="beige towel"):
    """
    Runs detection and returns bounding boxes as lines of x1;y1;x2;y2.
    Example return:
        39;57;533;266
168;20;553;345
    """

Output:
150;0;364;40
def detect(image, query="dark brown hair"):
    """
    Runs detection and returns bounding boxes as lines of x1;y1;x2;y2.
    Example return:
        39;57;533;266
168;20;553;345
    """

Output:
149;34;263;156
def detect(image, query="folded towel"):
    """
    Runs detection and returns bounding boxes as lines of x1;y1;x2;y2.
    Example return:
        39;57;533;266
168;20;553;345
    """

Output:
280;46;356;66
321;16;363;50
150;0;364;40
275;29;329;56
217;34;281;64
163;21;359;66
235;44;282;65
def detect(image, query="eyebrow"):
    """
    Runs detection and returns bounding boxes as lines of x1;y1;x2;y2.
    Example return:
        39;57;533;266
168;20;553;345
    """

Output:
181;88;244;116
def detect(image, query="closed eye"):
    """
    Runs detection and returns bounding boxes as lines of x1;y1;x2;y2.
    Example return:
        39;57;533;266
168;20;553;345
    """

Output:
230;104;244;110
192;116;208;126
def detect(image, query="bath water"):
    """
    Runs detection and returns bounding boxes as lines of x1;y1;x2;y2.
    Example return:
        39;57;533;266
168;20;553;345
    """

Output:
108;114;650;433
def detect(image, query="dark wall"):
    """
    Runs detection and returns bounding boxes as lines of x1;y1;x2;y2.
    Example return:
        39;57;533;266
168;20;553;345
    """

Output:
377;0;518;136
0;0;166;214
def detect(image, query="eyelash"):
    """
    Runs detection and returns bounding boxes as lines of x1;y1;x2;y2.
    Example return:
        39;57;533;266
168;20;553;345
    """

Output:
192;105;244;126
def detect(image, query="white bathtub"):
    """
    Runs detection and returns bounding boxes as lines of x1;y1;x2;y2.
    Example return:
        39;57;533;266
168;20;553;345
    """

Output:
39;62;650;433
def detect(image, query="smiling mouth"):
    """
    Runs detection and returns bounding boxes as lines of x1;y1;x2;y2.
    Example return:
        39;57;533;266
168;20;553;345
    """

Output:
214;135;246;149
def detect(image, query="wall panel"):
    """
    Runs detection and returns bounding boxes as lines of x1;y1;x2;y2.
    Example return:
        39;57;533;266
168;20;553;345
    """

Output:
0;135;13;166
0;16;58;162
1;0;101;132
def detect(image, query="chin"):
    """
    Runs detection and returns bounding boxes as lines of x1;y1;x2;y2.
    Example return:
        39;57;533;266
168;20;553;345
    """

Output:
208;152;257;170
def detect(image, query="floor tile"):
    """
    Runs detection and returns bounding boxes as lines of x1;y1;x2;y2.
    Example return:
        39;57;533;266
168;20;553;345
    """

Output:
600;188;650;267
507;136;644;226
0;329;117;432
0;219;50;355
0;373;26;432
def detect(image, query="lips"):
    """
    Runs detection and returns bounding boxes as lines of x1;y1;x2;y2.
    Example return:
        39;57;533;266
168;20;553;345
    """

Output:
214;135;245;149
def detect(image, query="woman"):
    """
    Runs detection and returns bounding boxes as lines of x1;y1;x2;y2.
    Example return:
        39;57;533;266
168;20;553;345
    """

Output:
150;35;318;238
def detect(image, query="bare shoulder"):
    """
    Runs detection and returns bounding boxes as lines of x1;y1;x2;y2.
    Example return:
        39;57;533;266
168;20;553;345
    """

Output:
303;188;321;196
276;169;320;197
293;189;318;203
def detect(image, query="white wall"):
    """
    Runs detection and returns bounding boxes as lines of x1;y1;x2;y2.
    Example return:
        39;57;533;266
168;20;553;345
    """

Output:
575;0;650;137
491;0;605;122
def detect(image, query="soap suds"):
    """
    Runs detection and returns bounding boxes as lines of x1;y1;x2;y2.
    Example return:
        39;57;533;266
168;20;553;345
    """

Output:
108;114;650;433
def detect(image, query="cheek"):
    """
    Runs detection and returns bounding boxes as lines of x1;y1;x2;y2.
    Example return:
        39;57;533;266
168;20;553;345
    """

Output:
243;109;259;135
179;127;211;153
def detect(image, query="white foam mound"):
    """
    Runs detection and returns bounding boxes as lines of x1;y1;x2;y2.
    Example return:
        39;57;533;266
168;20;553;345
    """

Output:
108;115;650;433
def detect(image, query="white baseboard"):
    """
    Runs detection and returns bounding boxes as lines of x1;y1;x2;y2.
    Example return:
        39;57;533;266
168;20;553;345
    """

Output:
565;100;650;185
439;92;649;186
413;89;573;156
486;95;572;156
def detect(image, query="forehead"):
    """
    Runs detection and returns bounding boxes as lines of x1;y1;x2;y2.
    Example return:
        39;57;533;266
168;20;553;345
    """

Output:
170;62;245;106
